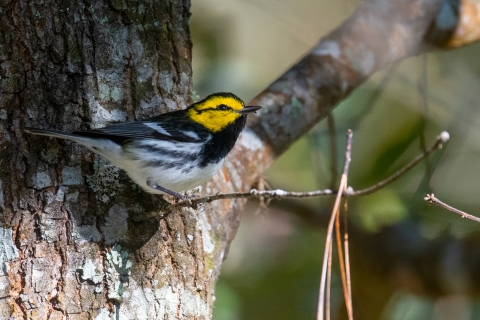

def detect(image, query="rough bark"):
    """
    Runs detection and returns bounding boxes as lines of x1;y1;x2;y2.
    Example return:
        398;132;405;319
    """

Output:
1;0;479;319
0;0;218;318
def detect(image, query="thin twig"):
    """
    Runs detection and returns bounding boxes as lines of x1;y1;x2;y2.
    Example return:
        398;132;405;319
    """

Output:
171;189;335;207
317;130;353;320
318;168;346;320
335;200;350;317
171;132;450;208
424;194;480;223
349;131;448;196
343;198;354;320
326;238;333;320
344;232;353;319
344;235;353;316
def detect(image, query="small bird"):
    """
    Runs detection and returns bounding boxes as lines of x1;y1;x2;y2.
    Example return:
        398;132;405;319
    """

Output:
25;92;261;199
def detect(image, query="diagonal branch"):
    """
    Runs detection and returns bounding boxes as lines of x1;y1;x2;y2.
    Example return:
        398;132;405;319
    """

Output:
424;194;480;223
222;0;477;219
197;0;480;285
348;131;449;196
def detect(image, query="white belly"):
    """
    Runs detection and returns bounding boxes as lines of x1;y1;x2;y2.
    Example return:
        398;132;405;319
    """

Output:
78;137;223;195
132;159;224;194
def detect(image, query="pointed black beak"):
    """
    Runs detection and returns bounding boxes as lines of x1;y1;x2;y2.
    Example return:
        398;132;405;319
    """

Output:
238;105;262;114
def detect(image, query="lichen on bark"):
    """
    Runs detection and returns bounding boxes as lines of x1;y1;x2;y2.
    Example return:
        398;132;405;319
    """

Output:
0;0;226;319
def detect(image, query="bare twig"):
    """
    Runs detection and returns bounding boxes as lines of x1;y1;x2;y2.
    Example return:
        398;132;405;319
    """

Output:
326;238;333;320
335;199;352;320
424;194;480;223
344;237;353;319
317;130;353;320
171;189;335;208
171;132;450;208
349;131;449;196
343;200;353;320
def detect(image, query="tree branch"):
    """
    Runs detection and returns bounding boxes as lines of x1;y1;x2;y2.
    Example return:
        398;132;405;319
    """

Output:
205;0;480;263
173;131;450;207
347;131;449;196
424;193;480;223
318;130;353;320
435;0;480;48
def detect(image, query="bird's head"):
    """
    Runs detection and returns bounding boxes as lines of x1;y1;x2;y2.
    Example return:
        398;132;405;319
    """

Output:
187;92;261;132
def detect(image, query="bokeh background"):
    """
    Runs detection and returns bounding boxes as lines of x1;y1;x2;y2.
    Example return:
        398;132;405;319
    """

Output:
190;0;480;319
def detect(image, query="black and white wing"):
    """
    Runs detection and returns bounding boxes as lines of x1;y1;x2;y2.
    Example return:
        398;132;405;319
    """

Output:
73;112;209;144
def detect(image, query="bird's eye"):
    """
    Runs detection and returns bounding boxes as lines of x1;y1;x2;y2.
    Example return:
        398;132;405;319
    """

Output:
217;105;229;111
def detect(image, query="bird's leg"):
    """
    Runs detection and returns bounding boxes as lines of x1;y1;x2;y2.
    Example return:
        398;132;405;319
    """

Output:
147;180;185;200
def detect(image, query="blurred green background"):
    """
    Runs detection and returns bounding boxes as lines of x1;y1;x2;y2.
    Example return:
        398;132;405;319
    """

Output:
190;0;480;319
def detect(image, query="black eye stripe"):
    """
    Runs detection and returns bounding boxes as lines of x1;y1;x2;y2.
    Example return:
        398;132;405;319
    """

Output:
196;105;232;113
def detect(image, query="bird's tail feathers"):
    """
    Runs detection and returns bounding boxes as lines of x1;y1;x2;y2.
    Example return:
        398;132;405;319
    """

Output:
24;128;79;140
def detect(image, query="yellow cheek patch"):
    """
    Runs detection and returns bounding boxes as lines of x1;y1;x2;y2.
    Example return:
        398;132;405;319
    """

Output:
188;109;242;132
187;96;244;132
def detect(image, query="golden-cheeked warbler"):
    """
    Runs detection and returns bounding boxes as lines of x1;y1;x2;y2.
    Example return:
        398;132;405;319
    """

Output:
25;92;261;199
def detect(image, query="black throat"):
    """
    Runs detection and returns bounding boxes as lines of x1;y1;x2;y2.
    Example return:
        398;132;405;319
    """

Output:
198;115;247;167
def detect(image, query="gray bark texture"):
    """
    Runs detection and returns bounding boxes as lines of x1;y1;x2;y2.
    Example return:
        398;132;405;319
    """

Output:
0;0;232;319
0;0;476;318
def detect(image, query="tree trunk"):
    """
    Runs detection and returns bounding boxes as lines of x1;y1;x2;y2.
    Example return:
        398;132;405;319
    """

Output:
0;0;240;318
1;0;478;318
